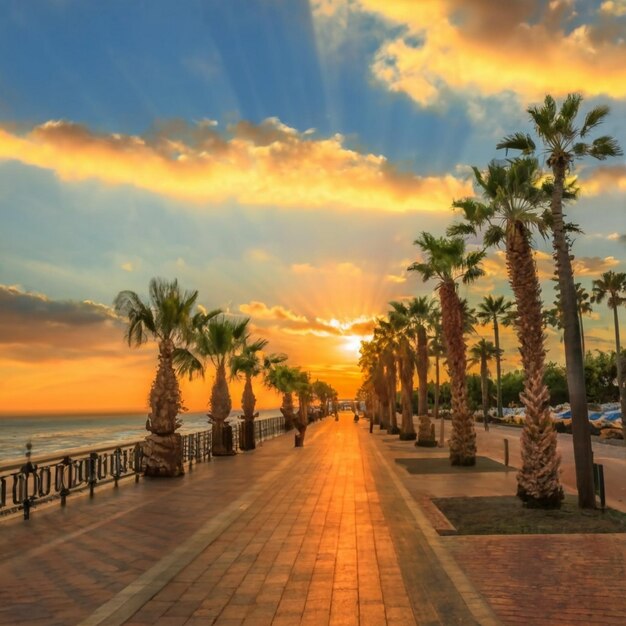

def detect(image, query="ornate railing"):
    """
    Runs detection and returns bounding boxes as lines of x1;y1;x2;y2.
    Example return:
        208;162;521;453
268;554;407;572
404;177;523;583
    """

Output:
253;416;285;444
0;415;286;520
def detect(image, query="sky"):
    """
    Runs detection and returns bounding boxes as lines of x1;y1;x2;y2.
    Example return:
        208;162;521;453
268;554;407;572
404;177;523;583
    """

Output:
1;0;626;415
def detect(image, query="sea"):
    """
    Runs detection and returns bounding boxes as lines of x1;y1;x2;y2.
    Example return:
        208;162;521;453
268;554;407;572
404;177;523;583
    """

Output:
0;408;281;466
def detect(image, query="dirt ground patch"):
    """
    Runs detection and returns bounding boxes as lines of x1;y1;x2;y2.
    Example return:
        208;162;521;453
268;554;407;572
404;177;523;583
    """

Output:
434;495;626;534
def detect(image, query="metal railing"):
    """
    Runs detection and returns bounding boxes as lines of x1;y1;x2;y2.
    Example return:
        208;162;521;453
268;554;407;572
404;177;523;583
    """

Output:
1;415;286;520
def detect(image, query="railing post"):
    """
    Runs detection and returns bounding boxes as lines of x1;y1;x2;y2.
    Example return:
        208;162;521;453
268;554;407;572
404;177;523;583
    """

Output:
59;456;72;506
88;452;97;498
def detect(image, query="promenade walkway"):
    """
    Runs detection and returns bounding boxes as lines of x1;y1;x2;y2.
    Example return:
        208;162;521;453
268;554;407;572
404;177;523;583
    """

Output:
0;413;625;625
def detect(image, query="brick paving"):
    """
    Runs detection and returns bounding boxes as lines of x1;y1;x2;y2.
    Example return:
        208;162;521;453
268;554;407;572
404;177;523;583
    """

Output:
1;414;625;625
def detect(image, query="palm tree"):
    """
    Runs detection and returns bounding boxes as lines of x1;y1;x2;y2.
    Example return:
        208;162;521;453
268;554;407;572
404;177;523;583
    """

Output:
388;303;418;441
193;314;250;456
114;278;205;477
392;297;437;445
476;295;512;418
451;157;563;507
293;369;312;446
409;234;485;465
498;94;622;508
359;339;388;429
372;320;400;434
591;271;626;440
428;310;446;445
231;339;286;450
265;363;300;432
469;339;498;429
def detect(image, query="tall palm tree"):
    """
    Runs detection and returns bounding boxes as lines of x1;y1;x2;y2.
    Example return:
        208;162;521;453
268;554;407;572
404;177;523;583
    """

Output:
469;339;498;429
451;157;563;507
373;320;400;434
388;308;417;441
592;271;626;440
409;234;485;465
392;297;437;445
428;310;446;445
231;339;286;450
359;338;389;429
476;295;512;418
193;314;250;456
498;94;622;508
114;278;206;477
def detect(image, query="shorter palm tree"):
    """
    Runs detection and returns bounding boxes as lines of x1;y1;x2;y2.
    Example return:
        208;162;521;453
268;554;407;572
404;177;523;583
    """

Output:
114;278;204;477
469;339;498;430
592;271;626;439
231;339;286;450
293;370;312;446
476;296;512;418
193;314;250;456
409;233;485;465
265;363;300;432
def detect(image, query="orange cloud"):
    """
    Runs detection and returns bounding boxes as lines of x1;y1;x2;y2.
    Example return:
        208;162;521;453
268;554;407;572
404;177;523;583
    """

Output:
239;301;307;323
0;118;471;213
362;0;626;104
581;164;626;196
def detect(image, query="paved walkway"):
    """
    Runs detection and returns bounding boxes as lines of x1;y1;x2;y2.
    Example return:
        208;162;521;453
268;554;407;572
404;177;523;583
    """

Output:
0;413;625;625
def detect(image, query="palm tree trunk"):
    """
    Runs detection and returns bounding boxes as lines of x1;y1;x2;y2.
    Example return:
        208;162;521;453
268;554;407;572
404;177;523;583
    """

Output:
506;223;562;507
439;281;475;465
387;358;399;434
551;162;595;508
416;328;434;445
280;392;296;431
417;329;429;415
480;355;489;430
435;354;444;446
579;310;586;358
399;345;417;440
210;362;233;456
294;394;308;447
494;319;504;418
612;306;626;441
241;374;256;450
143;339;184;477
434;355;440;420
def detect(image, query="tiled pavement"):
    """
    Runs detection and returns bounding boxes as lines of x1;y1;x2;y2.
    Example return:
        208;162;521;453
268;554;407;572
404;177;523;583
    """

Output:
0;414;625;625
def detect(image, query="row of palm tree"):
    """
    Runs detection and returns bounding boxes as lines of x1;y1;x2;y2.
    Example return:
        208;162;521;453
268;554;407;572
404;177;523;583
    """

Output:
114;278;337;475
360;93;623;509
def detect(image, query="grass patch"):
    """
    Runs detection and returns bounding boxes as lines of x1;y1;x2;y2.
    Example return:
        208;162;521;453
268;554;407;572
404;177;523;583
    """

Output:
433;495;626;535
395;456;510;474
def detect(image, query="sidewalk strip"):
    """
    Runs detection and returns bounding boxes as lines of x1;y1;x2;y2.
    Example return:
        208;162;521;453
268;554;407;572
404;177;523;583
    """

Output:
78;448;298;626
366;434;502;626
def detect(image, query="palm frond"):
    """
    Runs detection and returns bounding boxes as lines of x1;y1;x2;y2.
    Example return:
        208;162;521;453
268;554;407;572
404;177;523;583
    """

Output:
580;105;609;137
173;347;204;380
496;132;536;155
589;135;623;159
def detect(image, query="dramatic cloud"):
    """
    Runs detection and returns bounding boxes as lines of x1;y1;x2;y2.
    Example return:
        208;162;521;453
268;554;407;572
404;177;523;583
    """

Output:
581;164;626;196
239;299;376;338
0;285;122;361
239;301;307;323
0;118;471;213
481;250;620;282
361;0;626;105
